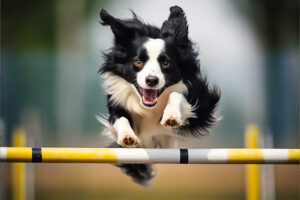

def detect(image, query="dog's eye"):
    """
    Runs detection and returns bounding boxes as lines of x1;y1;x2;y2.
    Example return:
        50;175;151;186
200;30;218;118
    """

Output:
162;61;170;68
134;59;144;67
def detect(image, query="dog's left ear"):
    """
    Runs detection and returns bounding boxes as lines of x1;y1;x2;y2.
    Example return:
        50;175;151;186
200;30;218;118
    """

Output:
160;6;189;44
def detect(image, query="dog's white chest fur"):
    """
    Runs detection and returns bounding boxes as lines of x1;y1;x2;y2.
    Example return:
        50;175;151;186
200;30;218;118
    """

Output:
101;73;194;148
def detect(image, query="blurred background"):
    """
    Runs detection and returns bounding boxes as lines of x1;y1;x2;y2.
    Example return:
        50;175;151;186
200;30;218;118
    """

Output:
0;0;299;200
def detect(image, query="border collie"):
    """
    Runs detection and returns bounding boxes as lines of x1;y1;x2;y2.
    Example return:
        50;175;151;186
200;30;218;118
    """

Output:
98;6;220;186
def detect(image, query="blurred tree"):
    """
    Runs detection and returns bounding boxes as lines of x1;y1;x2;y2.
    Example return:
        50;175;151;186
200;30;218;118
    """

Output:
1;0;56;141
233;0;299;146
1;0;110;144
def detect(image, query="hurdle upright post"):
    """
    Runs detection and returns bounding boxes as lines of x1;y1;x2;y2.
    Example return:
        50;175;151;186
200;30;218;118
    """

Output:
245;124;260;200
12;128;27;200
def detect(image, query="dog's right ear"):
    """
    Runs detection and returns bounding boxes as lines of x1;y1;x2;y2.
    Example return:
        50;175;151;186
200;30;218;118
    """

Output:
100;9;135;43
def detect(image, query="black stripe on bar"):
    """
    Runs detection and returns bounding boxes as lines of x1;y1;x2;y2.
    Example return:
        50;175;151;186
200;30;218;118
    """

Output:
32;148;42;162
180;149;189;164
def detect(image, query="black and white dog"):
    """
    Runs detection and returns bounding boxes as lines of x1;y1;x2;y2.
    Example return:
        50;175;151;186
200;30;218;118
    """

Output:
98;6;220;185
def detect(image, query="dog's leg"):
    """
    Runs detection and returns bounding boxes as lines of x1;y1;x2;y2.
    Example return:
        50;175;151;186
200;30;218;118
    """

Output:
109;117;155;186
108;141;156;186
160;92;195;128
113;117;140;147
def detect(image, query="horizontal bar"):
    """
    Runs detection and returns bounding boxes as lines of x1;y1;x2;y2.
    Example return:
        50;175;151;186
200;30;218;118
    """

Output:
0;147;299;164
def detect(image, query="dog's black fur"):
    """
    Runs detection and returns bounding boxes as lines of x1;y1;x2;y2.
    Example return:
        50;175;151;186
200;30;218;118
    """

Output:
99;6;220;185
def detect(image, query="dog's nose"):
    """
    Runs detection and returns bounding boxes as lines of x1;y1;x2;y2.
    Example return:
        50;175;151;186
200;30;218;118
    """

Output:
145;75;159;87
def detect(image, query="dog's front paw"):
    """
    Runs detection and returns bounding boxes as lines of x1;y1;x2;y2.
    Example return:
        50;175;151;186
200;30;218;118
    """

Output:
118;134;140;147
160;108;183;128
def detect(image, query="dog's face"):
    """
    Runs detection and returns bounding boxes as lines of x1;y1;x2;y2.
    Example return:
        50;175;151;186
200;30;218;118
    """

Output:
100;6;190;108
132;37;183;107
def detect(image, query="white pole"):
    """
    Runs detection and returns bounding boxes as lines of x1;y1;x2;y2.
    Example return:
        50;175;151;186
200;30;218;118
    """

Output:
1;147;299;164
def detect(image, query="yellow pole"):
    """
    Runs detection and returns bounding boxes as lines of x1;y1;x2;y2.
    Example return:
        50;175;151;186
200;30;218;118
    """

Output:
12;128;27;200
1;147;299;163
245;124;260;200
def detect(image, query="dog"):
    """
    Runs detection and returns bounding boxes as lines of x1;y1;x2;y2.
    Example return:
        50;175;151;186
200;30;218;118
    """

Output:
98;6;220;186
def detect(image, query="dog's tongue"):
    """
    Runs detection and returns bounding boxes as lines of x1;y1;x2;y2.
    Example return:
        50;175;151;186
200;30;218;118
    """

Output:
142;89;158;105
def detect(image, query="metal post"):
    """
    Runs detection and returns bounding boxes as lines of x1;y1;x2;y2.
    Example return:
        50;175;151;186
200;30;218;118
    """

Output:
245;124;260;200
12;128;27;200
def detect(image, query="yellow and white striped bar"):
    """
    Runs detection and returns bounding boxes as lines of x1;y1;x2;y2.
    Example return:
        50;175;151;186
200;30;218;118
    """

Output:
0;147;299;164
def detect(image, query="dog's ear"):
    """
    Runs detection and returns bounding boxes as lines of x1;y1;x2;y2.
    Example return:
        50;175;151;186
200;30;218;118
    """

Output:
100;9;147;44
100;9;134;42
160;6;189;44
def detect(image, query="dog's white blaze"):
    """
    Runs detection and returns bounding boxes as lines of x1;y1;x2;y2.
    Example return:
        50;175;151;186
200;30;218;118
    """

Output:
137;38;166;89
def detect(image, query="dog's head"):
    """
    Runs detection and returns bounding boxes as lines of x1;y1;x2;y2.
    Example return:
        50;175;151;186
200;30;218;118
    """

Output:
100;6;196;108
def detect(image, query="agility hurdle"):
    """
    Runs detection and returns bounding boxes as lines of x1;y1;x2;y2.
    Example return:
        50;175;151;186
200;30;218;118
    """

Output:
2;126;299;200
1;147;299;164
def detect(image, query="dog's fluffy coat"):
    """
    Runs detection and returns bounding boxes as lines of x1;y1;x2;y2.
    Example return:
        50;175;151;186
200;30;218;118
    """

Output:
99;6;220;185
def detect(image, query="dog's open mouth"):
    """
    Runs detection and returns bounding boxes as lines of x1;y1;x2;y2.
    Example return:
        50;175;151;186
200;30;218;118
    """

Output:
138;87;160;107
